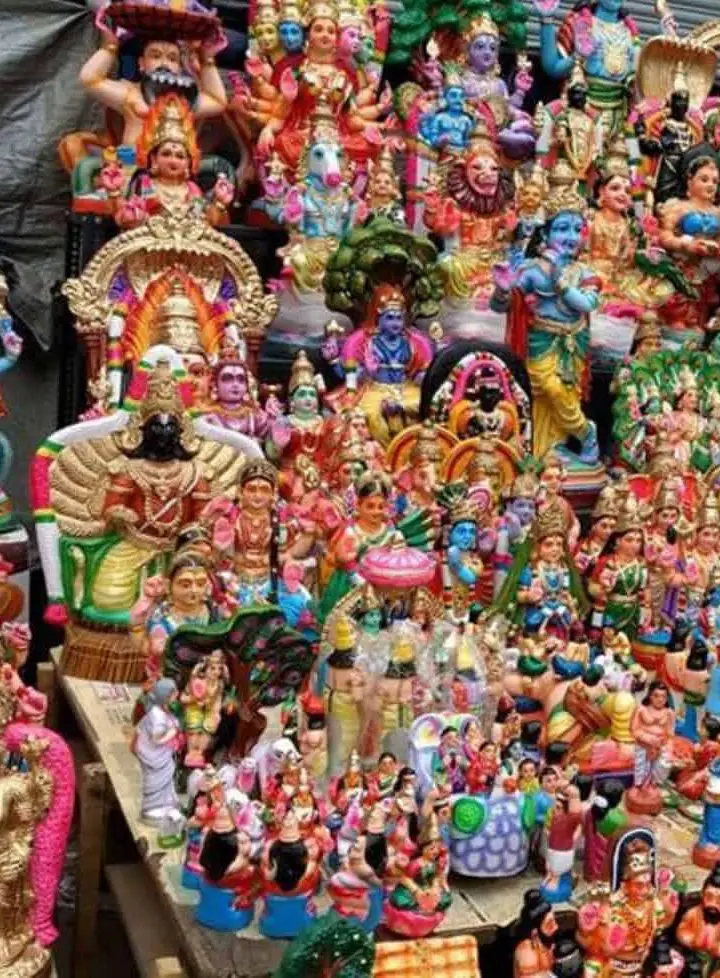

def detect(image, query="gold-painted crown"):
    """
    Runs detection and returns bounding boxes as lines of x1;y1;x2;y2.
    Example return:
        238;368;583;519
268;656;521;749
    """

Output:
591;485;620;522
467;445;501;484
532;500;567;542
238;457;278;489
410;422;444;465
698;491;720;529
338;436;366;466
673;60;689;94
449;494;480;526
600;134;631;180
615;494;643;534
511;471;540;499
467;120;499;161
568;61;587;90
468;13;499;40
334;615;356;651
289;350;317;394
138;362;186;422
360;582;381;612
304;0;338;25
279;0;301;21
545;159;587;219
633;311;660;346
154;280;203;355
419;812;442;846
254;0;280;25
309;94;341;144
623;849;653;880
338;0;360;27
654;476;682;513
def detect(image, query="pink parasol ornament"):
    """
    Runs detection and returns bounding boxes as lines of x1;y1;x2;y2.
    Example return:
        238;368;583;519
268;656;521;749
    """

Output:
359;541;436;590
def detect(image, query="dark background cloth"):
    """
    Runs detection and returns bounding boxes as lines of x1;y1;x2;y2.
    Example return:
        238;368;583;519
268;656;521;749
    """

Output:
0;1;99;514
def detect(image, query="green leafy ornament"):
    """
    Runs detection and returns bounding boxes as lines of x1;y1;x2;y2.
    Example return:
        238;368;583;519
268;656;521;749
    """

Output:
273;912;375;978
323;215;443;323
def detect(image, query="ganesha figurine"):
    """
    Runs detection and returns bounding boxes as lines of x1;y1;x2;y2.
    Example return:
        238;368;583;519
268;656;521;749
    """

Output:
59;0;232;210
31;360;261;681
322;216;442;445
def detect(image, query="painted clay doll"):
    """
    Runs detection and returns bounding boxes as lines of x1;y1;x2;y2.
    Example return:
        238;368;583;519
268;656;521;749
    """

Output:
675;862;720;966
627;681;675;815
132;677;182;823
384;814;451;938
259;809;321;938
513;889;559;978
180;651;231;768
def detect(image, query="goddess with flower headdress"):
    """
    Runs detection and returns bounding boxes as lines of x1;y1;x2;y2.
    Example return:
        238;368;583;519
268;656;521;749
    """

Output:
111;94;234;229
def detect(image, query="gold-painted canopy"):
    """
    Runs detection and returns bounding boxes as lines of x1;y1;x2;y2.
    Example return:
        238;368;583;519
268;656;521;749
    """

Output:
636;35;717;108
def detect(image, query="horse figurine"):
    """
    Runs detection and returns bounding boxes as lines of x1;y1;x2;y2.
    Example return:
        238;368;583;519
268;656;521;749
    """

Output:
263;96;357;295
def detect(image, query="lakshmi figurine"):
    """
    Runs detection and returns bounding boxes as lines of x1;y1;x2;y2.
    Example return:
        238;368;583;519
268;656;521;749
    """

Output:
587;136;676;315
384;814;451;938
587;499;650;640
507;159;602;474
423;129;516;308
657;143;720;331
497;500;584;640
574;484;620;578
576;828;679;978
247;0;388;176
105;95;234;228
269;351;325;470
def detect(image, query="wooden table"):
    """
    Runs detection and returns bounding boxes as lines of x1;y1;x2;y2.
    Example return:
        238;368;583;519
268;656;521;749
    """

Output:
47;650;709;978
